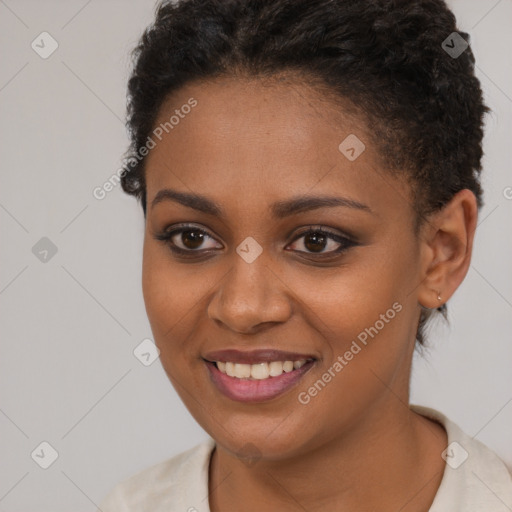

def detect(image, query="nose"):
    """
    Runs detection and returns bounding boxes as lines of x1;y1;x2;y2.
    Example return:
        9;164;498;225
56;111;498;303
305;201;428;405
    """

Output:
207;256;293;334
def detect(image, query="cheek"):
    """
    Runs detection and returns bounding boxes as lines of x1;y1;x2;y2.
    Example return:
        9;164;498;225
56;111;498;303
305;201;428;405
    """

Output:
289;296;415;446
142;237;199;321
141;241;194;352
290;250;413;341
141;239;218;373
289;248;418;411
142;243;171;333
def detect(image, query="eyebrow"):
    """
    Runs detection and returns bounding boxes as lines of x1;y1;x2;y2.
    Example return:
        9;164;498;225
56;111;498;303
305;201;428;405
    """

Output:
151;188;373;218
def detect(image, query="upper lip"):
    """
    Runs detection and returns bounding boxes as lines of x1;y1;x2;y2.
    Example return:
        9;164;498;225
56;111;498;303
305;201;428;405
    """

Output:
203;349;316;364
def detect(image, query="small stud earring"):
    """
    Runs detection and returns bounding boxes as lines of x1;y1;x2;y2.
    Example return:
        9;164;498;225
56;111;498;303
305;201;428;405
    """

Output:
437;291;442;301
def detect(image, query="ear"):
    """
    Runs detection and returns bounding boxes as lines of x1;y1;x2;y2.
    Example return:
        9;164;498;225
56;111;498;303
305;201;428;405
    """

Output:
417;189;478;309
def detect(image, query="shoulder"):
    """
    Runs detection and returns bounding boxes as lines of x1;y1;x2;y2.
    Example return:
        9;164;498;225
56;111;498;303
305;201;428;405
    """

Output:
411;404;512;512
97;438;215;512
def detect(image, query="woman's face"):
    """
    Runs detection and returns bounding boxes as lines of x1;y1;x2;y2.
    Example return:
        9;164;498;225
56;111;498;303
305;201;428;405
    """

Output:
142;76;426;460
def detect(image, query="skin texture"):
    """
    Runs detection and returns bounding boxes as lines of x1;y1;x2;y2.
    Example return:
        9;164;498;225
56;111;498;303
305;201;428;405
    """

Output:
141;76;477;511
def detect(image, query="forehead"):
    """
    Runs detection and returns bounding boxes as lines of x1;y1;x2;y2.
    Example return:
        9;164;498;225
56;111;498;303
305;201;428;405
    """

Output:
143;76;411;218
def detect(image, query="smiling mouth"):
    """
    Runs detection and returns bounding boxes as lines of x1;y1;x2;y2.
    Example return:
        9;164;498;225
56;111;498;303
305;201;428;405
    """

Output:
212;359;312;379
202;349;317;402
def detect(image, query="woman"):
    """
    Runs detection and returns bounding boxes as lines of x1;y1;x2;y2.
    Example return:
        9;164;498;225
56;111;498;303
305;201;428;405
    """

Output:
99;0;512;510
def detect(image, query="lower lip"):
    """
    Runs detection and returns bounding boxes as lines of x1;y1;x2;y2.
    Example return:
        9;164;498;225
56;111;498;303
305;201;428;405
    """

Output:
205;360;315;403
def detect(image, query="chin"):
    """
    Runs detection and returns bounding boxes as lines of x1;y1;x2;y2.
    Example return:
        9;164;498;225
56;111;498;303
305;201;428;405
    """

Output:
200;407;316;462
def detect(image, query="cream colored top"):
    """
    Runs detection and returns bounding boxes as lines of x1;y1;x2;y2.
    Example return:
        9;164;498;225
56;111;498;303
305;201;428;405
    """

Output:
97;405;512;511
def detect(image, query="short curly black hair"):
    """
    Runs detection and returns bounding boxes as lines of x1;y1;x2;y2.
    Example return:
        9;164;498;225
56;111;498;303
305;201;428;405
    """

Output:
121;0;489;345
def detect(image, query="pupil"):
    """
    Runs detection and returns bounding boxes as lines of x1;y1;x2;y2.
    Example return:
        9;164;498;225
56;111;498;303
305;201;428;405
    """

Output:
305;232;326;252
182;230;204;249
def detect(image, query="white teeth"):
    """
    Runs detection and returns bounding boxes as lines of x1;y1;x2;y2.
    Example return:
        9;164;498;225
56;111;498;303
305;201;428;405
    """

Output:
215;359;309;379
283;361;294;372
234;363;251;378
251;363;269;379
269;361;283;377
225;362;236;377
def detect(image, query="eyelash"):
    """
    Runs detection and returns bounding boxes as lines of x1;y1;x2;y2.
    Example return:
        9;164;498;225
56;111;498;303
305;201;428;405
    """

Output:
154;223;357;260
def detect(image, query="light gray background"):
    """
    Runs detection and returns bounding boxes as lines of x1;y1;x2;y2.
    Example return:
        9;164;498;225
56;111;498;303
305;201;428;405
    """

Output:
0;0;511;510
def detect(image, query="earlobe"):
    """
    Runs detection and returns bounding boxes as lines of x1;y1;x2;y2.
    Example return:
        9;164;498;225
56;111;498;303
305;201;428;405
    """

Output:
417;189;478;309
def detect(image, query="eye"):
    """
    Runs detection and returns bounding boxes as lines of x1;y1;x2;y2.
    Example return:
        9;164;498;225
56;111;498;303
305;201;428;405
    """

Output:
154;223;357;259
154;224;222;256
287;226;356;256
